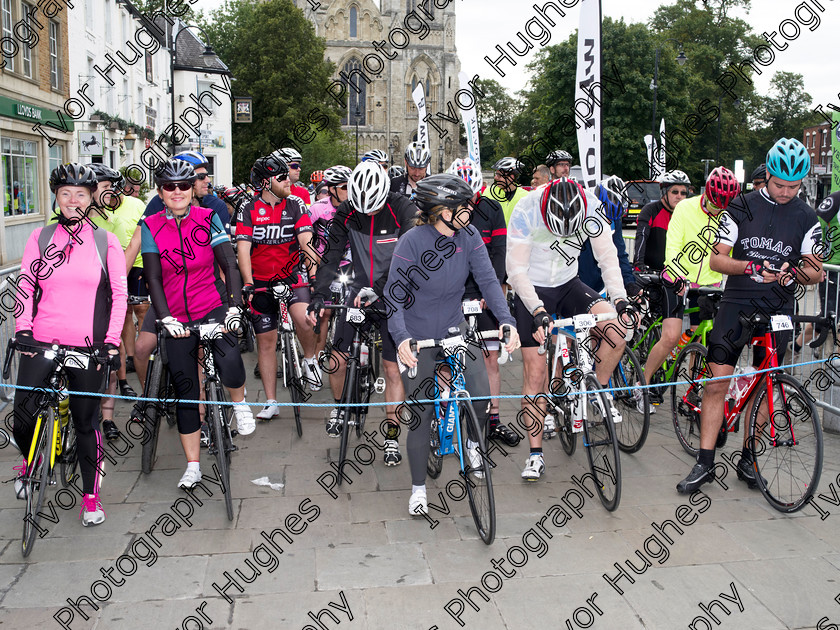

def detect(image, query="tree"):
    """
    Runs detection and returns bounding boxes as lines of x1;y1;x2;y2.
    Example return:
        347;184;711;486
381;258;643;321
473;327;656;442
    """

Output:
759;72;817;139
472;79;517;166
200;0;351;183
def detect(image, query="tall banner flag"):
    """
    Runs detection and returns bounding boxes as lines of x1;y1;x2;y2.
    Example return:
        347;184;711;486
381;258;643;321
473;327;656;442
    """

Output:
412;83;430;164
832;111;840;194
657;118;666;177
458;71;481;164
644;135;654;179
575;0;602;191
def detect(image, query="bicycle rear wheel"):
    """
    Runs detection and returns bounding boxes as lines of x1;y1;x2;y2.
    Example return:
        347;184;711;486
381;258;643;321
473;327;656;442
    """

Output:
611;348;650;453
22;409;54;557
457;399;495;544
59;419;78;487
582;374;621;512
283;333;303;438
670;343;708;457
337;362;356;487
207;381;234;521
749;372;822;513
141;353;165;474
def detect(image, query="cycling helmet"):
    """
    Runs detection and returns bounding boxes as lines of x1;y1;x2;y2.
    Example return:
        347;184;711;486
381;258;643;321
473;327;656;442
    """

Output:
751;163;767;183
174;151;210;169
362;149;389;165
404;142;431;168
704;166;741;210
274;148;302;163
348;161;390;214
87;163;123;185
541;177;586;238
388;165;406;179
323;165;353;186
49;163;98;192
250;154;289;189
492;157;523;173
594;175;629;223
310;170;324;184
766;138;810;181
154;159;196;186
314;182;328;198
545;150;573;167
659;170;691;189
447;158;483;195
413;173;474;218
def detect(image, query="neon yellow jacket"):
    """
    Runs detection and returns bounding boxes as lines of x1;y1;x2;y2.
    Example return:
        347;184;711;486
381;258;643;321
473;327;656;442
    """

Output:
92;195;146;268
484;184;529;226
663;195;725;288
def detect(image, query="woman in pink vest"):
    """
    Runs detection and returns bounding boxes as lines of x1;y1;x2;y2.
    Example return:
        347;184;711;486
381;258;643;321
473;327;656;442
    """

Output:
140;159;252;491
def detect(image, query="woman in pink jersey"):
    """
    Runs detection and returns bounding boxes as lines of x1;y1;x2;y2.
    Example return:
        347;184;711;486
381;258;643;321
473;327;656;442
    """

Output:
12;163;128;527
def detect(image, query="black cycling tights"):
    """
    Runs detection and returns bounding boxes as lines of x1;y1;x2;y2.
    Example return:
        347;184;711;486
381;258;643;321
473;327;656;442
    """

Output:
400;341;491;486
13;352;106;495
164;306;247;435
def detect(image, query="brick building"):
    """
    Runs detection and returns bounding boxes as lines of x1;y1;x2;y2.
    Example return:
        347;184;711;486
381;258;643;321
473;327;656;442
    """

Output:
803;120;832;200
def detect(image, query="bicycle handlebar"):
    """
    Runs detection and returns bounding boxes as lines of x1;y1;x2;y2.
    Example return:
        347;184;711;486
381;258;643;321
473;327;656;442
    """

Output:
313;303;389;336
3;338;111;383
537;312;618;356
732;312;836;349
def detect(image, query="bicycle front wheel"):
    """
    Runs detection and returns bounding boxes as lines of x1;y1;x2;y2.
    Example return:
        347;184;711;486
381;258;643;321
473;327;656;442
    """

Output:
337;362;356;486
207;382;234;521
670;343;708;457
283;333;303;438
749;372;822;513
141;353;165;475
22;408;54;557
582;374;622;512
457;399;495;544
611;348;650;453
59;419;78;487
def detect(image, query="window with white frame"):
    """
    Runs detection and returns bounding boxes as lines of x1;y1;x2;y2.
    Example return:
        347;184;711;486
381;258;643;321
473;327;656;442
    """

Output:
1;0;14;73
2;138;40;216
20;3;33;78
49;20;60;89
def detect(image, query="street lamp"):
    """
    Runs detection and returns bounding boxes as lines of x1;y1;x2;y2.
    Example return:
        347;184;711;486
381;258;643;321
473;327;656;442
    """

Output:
170;22;216;155
438;143;444;174
354;105;362;164
650;39;687;174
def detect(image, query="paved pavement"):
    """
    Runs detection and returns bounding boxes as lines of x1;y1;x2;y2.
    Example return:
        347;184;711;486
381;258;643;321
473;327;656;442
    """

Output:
1;349;839;630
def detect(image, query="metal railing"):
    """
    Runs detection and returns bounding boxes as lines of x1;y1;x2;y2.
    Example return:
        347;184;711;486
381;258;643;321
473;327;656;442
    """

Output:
0;265;21;411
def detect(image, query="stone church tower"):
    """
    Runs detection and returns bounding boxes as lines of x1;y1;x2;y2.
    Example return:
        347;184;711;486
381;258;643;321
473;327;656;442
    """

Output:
294;0;462;170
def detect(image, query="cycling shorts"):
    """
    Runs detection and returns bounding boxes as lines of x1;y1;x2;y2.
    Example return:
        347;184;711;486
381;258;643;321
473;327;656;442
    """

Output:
329;301;397;363
470;307;500;351
127;267;149;298
249;278;310;335
655;285;701;326
514;278;605;348
706;302;791;368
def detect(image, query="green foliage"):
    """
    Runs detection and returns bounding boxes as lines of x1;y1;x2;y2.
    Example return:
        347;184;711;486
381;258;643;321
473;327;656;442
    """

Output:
200;0;348;183
472;79;518;166
299;131;357;184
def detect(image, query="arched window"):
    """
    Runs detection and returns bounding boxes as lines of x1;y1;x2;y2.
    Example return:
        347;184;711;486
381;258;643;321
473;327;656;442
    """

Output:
340;58;366;126
349;6;357;38
406;0;432;18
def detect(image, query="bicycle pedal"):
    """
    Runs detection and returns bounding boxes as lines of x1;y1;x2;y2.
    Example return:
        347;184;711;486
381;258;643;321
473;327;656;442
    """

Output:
543;430;556;440
374;378;386;394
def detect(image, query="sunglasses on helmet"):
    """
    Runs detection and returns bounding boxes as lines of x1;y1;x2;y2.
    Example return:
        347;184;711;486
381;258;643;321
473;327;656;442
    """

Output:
161;182;193;192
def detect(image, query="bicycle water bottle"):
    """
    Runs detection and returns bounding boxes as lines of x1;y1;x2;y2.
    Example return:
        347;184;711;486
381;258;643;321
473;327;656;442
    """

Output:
733;367;756;405
360;343;369;367
58;388;70;426
669;332;692;360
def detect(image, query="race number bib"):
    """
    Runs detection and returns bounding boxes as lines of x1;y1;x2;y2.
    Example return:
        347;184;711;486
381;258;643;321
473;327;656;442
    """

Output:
346;308;365;325
462;300;482;315
573;313;596;331
770;315;793;332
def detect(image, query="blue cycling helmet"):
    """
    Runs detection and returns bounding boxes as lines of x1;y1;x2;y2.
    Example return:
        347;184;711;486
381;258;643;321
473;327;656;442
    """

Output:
594;175;628;223
766;138;810;182
174;151;210;169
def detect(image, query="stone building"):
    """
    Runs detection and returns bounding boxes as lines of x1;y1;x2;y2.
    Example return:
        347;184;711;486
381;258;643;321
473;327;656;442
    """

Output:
294;0;462;171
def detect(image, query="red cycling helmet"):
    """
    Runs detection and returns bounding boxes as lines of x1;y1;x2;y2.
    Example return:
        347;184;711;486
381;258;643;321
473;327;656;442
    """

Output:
310;170;324;184
704;166;741;210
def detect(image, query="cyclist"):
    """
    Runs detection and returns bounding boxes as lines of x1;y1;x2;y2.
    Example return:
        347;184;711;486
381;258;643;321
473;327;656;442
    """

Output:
643;167;739;408
390;142;430;197
310;170;324;188
676;138;823;494
13;163;126;526
313;182;329;202
362;149;390;169
273;148;311;204
237;154;321;420
531;165;551;188
486;157;529;225
545;150;573;179
447;157;520;447
140;158;253;490
388;165;406;179
386;173;520;514
307;161;418;466
751;164;767;191
507;177;630;481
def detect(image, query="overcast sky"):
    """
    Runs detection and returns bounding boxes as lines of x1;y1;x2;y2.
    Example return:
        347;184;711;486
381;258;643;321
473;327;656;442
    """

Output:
198;0;836;111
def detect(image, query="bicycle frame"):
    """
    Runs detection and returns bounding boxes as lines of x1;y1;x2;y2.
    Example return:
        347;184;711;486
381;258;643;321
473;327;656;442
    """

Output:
433;352;471;472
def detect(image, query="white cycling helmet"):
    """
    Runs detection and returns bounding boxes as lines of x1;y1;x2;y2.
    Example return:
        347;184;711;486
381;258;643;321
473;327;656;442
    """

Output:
541;178;586;238
404;142;431;168
492;157;523;173
388;165;406;179
447;157;483;194
323;165;353;186
659;169;691;188
362;149;389;165
349;161;390;214
274;147;302;163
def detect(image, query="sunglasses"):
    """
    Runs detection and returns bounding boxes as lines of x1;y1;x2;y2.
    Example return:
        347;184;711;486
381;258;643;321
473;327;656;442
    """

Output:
196;173;210;180
161;182;193;192
287;163;301;169
670;190;688;197
274;173;289;182
335;184;348;190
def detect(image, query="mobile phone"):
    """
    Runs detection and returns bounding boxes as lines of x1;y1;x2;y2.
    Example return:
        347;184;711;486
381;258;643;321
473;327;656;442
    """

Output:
763;263;783;274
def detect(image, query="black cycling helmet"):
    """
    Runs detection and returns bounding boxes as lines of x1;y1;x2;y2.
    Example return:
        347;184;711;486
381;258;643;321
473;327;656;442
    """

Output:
545;150;573;167
250;154;289;189
87;163;123;186
541;177;586;238
154;159;197;186
751;163;767;183
49;163;98;192
412;173;474;215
